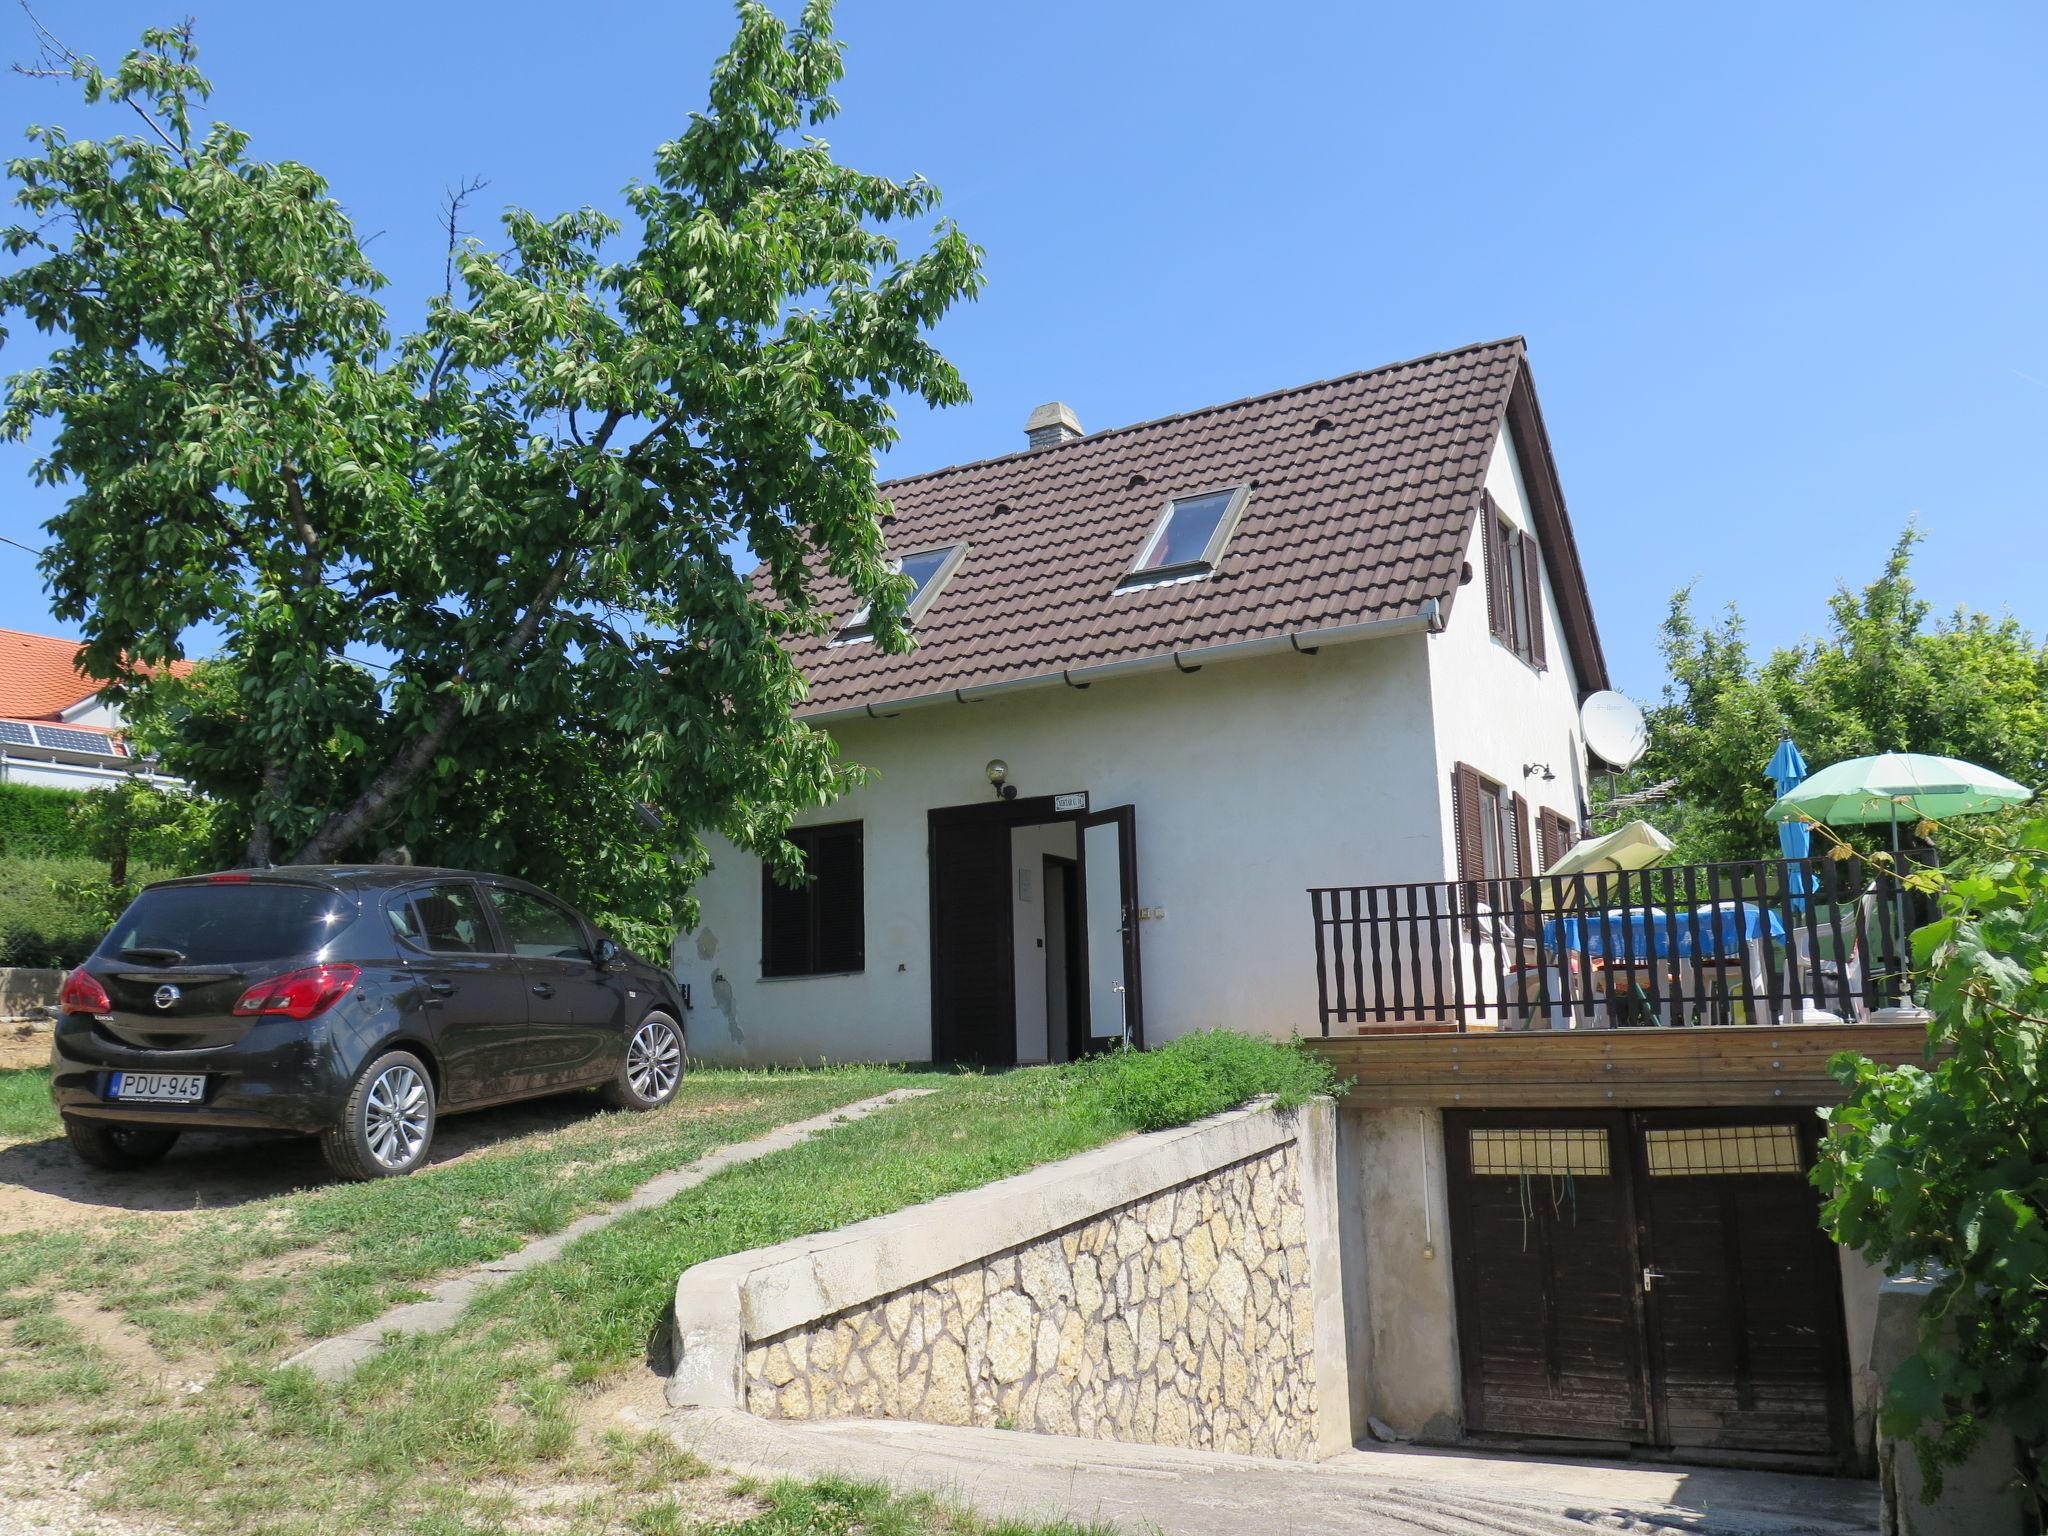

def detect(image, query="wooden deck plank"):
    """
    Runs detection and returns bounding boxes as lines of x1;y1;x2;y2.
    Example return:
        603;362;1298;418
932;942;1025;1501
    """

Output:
1307;1023;1931;1108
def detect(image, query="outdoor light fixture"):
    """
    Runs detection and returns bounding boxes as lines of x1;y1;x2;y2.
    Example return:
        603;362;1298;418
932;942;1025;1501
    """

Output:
1523;762;1556;782
985;759;1017;801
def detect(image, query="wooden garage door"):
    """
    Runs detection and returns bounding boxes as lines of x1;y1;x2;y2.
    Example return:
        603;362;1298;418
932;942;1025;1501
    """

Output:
1446;1109;1852;1462
1632;1111;1853;1456
1445;1112;1649;1442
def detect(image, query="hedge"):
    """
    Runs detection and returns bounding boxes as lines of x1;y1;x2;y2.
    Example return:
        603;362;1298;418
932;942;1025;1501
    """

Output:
0;856;106;968
0;781;89;859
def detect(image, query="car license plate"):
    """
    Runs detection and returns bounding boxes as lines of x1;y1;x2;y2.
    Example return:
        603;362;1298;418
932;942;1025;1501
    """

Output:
109;1071;206;1104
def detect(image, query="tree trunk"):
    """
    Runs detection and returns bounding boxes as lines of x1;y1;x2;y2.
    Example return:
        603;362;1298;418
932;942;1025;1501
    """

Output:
289;547;581;864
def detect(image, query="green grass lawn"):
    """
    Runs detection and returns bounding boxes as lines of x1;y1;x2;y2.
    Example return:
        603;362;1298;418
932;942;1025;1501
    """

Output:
0;1033;1336;1535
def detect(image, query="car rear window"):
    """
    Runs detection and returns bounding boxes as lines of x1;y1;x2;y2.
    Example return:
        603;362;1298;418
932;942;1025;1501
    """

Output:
99;884;350;966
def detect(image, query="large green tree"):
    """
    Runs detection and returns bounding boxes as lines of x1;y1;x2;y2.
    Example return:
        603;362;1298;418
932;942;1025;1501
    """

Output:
1609;529;2048;862
1;6;980;947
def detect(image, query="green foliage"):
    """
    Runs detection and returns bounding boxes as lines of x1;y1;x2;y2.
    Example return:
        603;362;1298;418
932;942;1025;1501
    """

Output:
1813;816;2048;1516
0;781;87;857
0;855;109;966
1082;1029;1341;1132
1625;527;2048;862
1;7;983;940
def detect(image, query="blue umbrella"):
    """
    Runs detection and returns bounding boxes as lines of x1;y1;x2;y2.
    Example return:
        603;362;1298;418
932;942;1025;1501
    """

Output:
1767;735;1811;895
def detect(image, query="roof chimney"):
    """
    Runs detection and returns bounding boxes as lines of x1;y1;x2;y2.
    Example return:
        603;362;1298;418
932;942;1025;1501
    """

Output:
1023;401;1083;450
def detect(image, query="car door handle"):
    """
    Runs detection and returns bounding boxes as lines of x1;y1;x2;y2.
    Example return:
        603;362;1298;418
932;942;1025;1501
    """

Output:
531;983;555;999
426;979;455;996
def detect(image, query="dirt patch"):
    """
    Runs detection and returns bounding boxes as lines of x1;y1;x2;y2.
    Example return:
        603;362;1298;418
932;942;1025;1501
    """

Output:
48;1294;209;1392
0;1435;185;1536
0;1021;51;1073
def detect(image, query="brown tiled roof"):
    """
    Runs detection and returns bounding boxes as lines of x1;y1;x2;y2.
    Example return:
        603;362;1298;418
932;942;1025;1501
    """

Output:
0;626;196;719
778;337;1606;717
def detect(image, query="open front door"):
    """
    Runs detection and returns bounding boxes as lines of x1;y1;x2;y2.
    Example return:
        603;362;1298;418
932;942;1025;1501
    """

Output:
1079;806;1143;1048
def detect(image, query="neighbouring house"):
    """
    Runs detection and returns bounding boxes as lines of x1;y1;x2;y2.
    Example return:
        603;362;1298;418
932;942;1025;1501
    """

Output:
677;337;1933;1477
677;336;1604;1067
0;626;187;790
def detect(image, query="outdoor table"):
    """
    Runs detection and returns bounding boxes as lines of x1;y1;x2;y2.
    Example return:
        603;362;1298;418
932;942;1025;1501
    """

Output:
1535;901;1788;1026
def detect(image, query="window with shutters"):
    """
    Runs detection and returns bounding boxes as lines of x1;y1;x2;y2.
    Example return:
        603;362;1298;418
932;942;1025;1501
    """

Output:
1452;763;1530;884
761;822;865;977
1537;807;1580;872
1481;492;1546;670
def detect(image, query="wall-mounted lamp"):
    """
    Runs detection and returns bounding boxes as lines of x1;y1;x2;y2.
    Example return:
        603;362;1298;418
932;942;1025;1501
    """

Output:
1523;762;1556;782
985;759;1018;801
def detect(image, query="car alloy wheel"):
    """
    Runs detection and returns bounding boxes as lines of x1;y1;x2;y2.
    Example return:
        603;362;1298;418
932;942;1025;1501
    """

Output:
625;1017;682;1102
364;1062;431;1169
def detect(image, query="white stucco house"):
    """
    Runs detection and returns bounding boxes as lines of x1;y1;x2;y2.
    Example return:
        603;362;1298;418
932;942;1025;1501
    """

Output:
0;626;186;791
677;337;1608;1066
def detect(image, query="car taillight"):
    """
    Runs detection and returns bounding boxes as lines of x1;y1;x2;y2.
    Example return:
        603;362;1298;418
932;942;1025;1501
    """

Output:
232;963;361;1020
58;967;112;1014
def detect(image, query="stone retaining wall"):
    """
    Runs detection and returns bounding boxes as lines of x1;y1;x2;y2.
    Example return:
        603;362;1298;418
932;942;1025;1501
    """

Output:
744;1143;1316;1456
668;1098;1349;1461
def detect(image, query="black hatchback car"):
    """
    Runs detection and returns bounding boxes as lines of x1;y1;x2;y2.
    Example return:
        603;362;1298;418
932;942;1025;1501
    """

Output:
49;867;687;1180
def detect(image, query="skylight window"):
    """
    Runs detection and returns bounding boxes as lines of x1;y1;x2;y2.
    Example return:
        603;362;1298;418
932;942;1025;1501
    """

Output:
1121;486;1251;587
835;543;967;643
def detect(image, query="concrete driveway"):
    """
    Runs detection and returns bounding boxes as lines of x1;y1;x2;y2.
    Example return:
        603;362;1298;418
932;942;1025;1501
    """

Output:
648;1407;1877;1536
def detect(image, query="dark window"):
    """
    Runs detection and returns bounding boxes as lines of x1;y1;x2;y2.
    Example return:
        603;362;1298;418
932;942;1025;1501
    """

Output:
101;883;349;965
486;887;589;959
389;883;492;955
1482;492;1545;669
761;822;865;977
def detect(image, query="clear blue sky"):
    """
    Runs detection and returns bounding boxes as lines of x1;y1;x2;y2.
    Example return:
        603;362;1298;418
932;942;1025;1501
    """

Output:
2;1;2043;701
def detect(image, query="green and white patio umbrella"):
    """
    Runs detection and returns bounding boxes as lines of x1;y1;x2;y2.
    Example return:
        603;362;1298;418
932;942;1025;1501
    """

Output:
1765;751;2032;843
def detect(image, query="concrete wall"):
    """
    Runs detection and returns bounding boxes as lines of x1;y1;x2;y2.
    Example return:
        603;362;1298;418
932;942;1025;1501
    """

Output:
678;636;1446;1065
1426;425;1592;847
0;967;62;1019
1872;1276;2028;1536
1337;1105;1461;1441
669;1099;1352;1461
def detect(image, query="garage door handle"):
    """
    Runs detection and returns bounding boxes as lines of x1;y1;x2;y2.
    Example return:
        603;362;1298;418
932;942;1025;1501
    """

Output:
531;982;555;999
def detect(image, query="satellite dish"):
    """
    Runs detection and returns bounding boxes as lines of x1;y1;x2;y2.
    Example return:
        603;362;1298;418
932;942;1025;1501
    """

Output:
1580;690;1649;771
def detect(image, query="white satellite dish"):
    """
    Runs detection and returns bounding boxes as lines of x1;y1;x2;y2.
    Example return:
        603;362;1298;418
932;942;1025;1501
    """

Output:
1580;690;1649;771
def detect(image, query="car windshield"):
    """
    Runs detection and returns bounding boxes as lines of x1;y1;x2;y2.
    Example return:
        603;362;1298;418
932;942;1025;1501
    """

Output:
99;884;350;966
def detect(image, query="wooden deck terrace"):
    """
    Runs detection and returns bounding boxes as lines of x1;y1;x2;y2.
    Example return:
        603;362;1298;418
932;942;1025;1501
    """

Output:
1304;1021;1933;1109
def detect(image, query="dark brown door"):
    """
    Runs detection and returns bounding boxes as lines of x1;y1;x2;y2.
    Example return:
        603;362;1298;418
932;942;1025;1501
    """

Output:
1445;1110;1650;1443
1078;805;1143;1048
1446;1109;1853;1463
1633;1111;1853;1457
927;811;1016;1066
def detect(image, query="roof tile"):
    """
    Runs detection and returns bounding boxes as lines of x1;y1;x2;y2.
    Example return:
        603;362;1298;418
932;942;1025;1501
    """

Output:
775;338;1529;716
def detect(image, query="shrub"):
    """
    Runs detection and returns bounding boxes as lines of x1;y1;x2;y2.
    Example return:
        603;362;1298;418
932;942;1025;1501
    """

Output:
1080;1029;1342;1132
0;782;90;859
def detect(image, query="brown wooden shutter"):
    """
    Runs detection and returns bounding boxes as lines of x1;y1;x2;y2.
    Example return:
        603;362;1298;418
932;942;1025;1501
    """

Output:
1481;495;1507;642
1452;763;1486;884
1510;791;1532;878
1521;531;1547;669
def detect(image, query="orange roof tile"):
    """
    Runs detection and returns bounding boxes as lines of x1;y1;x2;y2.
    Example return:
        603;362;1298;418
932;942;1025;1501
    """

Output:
0;627;194;719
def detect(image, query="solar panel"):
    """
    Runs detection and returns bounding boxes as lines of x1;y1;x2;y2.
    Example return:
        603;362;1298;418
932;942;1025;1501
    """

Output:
32;725;117;754
0;720;31;746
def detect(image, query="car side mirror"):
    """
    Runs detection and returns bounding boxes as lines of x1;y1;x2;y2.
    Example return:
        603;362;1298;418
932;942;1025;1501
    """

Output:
594;937;623;969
